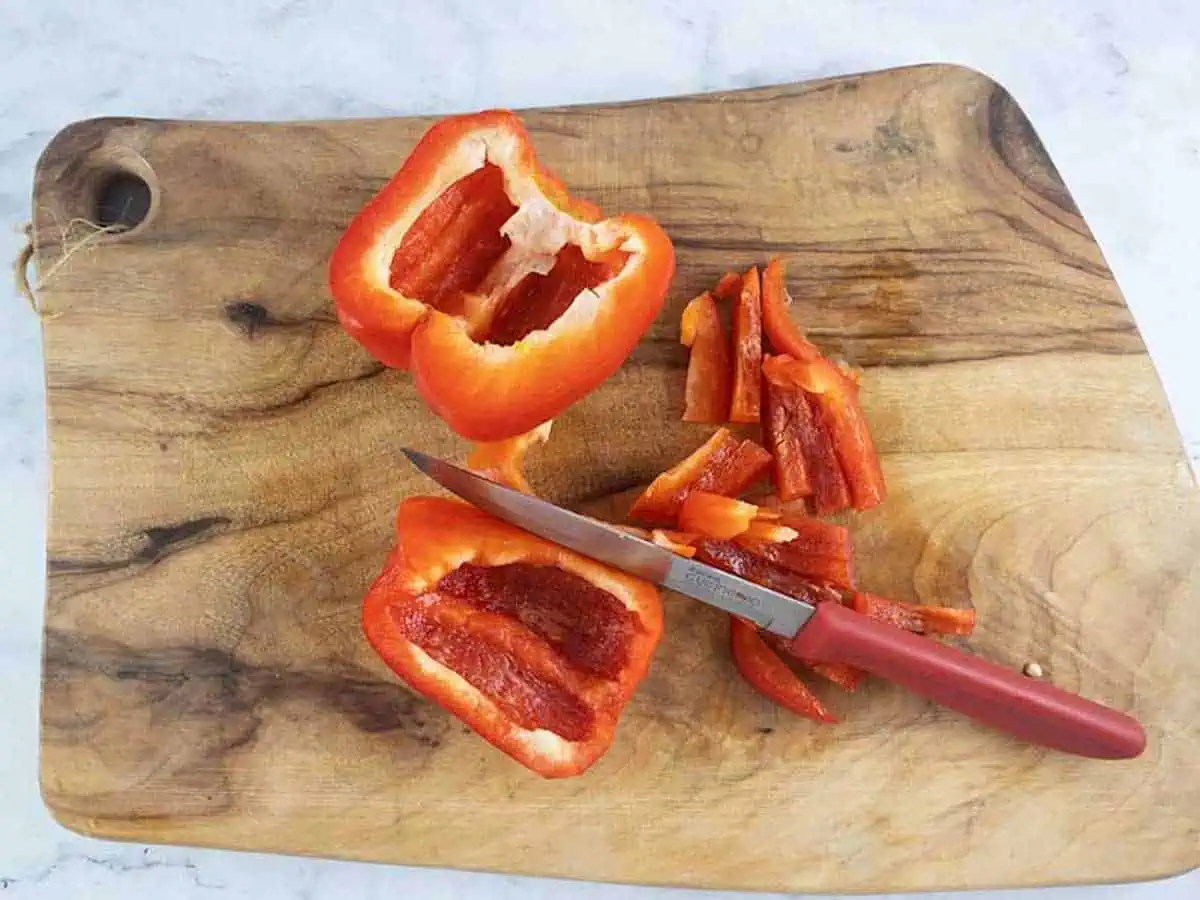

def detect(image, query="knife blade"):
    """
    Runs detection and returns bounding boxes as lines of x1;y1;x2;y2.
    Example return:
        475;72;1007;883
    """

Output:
403;448;1146;759
402;448;815;637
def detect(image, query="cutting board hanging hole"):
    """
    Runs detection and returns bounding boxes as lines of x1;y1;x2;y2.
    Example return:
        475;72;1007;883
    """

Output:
22;142;159;312
94;170;151;232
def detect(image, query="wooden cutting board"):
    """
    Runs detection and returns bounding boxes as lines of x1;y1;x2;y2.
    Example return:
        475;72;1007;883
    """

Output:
33;64;1200;894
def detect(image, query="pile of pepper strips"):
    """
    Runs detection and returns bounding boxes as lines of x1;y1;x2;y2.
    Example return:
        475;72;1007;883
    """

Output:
330;109;974;778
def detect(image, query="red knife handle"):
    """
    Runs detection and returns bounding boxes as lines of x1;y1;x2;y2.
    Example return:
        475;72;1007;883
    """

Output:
787;601;1145;759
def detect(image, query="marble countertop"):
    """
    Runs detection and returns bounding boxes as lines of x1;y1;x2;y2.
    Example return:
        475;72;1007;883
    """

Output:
2;2;1197;897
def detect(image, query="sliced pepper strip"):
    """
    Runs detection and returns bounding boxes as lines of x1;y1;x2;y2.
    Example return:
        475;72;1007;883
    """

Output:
330;110;675;440
678;491;759;540
713;270;742;301
680;292;732;423
853;593;976;636
729;266;763;424
701;534;865;692
649;529;698;558
741;520;798;543
629;428;772;525
730;618;836;723
735;513;855;590
362;497;664;777
768;355;887;511
761;257;822;362
466;421;553;494
692;538;844;608
763;355;850;513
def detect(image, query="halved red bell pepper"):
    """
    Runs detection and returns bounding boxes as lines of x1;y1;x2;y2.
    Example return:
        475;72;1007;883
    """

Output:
763;355;850;513
761;257;822;362
362;497;664;777
729;266;763;424
767;354;886;511
680;292;732;423
466;421;553;494
330;110;675;440
629;428;772;525
730;617;836;723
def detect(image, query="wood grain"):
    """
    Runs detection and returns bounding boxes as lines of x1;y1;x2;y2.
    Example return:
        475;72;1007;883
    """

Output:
32;64;1199;893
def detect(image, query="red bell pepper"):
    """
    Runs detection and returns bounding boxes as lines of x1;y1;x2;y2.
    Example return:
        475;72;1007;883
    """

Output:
761;257;822;362
649;529;699;558
734;514;855;591
739;520;799;543
767;354;886;511
362;497;664;777
629;428;772;525
729;266;763;424
853;592;976;636
712;270;742;301
466;421;553;494
330;110;675;440
678;491;758;540
729;618;836;723
680;292;732;423
692;538;845;608
695;534;866;695
763;355;850;513
677;491;795;543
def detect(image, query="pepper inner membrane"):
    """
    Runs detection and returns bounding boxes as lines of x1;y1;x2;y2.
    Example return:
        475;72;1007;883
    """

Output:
388;163;628;345
397;561;637;739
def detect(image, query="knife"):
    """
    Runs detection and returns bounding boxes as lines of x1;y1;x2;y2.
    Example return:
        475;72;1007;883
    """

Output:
403;449;1146;760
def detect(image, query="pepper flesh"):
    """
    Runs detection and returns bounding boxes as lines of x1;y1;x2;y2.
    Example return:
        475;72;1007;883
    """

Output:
330;110;675;440
678;491;758;540
767;354;887;512
466;421;553;494
713;270;742;301
362;497;663;777
734;514;855;591
680;292;732;423
761;257;822;361
649;529;699;557
629;428;772;525
730;618;836;723
763;355;850;513
729;266;763;424
853;592;976;636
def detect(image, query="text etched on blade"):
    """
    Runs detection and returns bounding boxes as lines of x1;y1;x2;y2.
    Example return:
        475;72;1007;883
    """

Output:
679;566;764;612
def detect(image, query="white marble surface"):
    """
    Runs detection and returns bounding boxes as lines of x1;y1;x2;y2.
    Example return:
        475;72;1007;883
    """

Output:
2;1;1197;897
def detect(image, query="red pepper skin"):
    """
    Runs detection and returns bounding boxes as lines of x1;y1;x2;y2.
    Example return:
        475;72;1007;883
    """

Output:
629;428;772;525
761;257;822;361
330;110;675;440
362;497;663;777
680;292;732;423
730;618;836;723
763;355;850;513
769;355;887;512
729;266;763;424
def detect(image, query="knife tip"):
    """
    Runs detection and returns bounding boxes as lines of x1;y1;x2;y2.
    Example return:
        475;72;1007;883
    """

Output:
401;447;429;470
